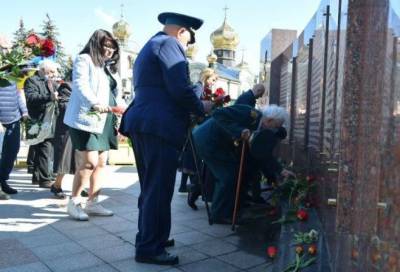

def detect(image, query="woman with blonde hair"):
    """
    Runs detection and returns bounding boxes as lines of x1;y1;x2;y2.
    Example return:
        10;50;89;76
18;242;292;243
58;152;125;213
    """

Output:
199;68;218;96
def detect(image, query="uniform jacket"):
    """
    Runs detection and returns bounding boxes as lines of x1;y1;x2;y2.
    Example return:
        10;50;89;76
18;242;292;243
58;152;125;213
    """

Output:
193;104;283;174
235;90;256;108
64;54;124;134
120;32;204;148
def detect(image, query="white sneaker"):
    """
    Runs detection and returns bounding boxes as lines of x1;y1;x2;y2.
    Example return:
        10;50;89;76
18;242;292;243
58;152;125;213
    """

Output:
67;198;89;221
0;190;10;200
84;197;113;216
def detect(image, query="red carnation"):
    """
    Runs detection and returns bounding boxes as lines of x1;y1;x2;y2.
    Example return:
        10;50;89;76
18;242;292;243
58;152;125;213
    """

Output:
40;39;56;57
306;175;316;183
308;244;317;255
204;87;212;96
296;209;308;221
267;246;278;258
223;95;231;103
111;106;126;115
214;87;225;97
202;87;213;101
26;33;41;46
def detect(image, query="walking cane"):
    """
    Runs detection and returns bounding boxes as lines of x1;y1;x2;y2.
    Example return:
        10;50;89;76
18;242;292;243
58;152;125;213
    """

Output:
187;129;213;225
231;140;247;231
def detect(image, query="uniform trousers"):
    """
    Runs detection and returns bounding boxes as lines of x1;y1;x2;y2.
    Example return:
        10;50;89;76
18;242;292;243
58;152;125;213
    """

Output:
131;132;179;257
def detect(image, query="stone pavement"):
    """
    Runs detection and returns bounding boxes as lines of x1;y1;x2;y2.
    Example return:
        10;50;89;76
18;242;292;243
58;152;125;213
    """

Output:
0;166;275;272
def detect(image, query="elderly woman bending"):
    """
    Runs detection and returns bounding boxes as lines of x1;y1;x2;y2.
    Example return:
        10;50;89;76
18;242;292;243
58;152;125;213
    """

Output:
192;104;293;224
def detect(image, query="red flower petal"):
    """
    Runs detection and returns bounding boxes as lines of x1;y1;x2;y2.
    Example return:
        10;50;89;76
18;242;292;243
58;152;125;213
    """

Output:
267;246;278;258
26;33;41;46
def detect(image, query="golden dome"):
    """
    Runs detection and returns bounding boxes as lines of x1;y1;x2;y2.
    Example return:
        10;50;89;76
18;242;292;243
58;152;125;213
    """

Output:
207;51;218;64
112;19;131;44
186;44;198;60
210;17;239;51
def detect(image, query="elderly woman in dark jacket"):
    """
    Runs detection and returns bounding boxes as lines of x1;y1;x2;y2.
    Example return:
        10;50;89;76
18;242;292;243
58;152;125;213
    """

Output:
51;75;79;198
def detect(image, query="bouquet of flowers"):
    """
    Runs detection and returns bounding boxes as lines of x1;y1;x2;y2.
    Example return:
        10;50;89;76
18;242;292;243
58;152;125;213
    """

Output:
25;33;56;58
0;33;56;86
202;87;231;107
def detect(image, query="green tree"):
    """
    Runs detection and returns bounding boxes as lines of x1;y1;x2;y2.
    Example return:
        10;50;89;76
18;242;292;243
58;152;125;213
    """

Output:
13;18;28;47
41;13;71;77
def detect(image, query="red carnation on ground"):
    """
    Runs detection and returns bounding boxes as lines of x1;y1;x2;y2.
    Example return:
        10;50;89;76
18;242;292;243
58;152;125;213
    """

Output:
26;33;41;46
214;87;225;97
111;106;126;116
296;209;308;221
266;246;278;258
40;39;56;57
306;175;316;183
308;244;317;255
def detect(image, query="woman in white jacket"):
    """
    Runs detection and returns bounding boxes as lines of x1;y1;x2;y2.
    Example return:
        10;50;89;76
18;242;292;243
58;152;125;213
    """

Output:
64;29;125;220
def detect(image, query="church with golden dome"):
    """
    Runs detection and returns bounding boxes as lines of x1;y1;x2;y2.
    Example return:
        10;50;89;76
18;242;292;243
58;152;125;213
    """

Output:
187;8;255;100
111;6;138;101
110;6;255;102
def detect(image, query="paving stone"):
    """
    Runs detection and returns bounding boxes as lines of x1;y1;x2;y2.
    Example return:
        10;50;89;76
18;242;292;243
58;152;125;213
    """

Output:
30;241;86;260
59;225;109;241
75;264;118;272
216;251;266;270
110;258;170;272
169;224;193;235
179;258;239;272
77;234;127;251
51;219;95;231
191;239;238;257
116;230;136;244
90;244;135;263
43;251;104;272
247;262;274;272
18;232;70;249
0;239;38;269
89;215;128;226
173;231;214;246
100;220;137;233
0;262;51;272
167;246;208;265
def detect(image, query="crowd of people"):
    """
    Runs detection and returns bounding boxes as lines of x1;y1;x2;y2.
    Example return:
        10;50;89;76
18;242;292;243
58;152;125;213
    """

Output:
0;12;294;266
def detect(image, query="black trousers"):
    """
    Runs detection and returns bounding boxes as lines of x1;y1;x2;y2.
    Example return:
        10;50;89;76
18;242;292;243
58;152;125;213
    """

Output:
31;138;54;184
131;132;179;257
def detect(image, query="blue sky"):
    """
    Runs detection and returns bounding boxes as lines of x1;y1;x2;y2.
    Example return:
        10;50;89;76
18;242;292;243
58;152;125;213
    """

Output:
2;0;399;74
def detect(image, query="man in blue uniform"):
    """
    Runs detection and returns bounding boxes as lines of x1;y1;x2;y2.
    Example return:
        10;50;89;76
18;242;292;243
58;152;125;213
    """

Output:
192;104;293;224
120;12;212;265
235;83;266;107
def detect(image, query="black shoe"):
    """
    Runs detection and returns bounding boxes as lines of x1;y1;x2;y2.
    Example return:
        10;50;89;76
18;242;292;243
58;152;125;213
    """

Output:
1;183;18;195
39;181;54;188
135;252;179;265
164;239;175;248
178;186;188;193
187;191;200;210
80;189;89;197
50;185;66;199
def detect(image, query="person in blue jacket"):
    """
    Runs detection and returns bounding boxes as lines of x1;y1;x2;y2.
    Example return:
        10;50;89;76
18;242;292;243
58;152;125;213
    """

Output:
192;104;293;224
235;83;266;107
119;12;212;265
